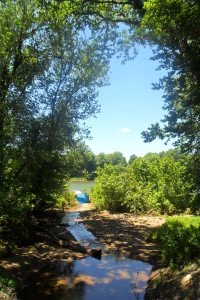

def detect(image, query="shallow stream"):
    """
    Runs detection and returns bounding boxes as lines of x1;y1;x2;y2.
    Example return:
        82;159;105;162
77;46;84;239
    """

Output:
20;206;152;300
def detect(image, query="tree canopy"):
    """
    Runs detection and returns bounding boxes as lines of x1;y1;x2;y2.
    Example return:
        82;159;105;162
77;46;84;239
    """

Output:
96;151;127;167
0;0;199;243
0;0;131;241
139;0;200;153
71;0;200;154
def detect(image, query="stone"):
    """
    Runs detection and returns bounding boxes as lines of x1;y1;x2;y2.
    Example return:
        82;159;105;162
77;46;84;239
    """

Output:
89;248;102;260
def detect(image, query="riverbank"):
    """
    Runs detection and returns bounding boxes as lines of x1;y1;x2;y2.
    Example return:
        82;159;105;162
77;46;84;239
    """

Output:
0;204;199;299
79;206;199;300
0;208;87;300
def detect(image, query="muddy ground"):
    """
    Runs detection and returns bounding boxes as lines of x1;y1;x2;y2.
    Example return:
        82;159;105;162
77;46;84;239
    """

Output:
79;205;199;300
0;204;199;300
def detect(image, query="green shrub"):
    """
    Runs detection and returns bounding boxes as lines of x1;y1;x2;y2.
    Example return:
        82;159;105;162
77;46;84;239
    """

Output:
91;155;193;214
55;184;76;209
0;191;34;244
152;216;200;266
91;165;129;212
0;275;16;289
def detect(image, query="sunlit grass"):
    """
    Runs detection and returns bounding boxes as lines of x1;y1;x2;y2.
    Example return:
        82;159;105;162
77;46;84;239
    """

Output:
152;216;200;266
166;216;200;227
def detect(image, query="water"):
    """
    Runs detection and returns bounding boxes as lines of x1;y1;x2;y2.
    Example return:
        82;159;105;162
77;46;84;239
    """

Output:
21;255;152;300
69;181;95;193
61;212;102;250
20;205;152;300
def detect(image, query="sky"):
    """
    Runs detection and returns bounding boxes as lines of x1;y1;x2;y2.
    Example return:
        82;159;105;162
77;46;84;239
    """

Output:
84;45;173;160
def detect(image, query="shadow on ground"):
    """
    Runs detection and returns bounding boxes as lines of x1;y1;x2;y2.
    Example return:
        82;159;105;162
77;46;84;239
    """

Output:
80;209;164;264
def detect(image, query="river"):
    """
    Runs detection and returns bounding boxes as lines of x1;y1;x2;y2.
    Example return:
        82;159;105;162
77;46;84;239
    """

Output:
69;181;95;193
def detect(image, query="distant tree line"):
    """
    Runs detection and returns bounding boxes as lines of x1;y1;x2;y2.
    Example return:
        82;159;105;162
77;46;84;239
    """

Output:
65;141;134;180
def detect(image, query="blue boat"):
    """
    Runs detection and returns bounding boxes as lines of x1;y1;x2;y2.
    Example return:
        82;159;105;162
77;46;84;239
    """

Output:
75;193;90;203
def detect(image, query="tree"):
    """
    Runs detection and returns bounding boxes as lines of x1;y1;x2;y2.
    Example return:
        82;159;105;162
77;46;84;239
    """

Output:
95;153;107;168
65;141;96;179
106;151;127;166
68;0;200;155
1;0;199;241
0;0;132;241
0;0;137;201
140;0;200;154
92;152;194;214
128;154;137;165
96;151;127;167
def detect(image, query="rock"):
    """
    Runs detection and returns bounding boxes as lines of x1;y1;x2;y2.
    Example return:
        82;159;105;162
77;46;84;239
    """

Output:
89;248;102;260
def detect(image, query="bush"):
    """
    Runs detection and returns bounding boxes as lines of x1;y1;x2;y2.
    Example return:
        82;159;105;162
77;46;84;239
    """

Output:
152;216;200;266
0;275;16;289
55;184;76;209
91;155;193;214
0;191;34;244
91;165;129;212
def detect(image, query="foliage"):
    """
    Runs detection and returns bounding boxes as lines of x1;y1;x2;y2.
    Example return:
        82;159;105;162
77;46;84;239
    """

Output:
79;0;200;200
140;0;200;154
55;184;76;209
73;0;200;155
91;164;128;212
95;151;127;168
0;275;16;289
105;151;127;166
1;0;199;248
0;0;127;244
95;153;107;169
65;141;96;180
128;154;137;165
151;216;200;266
91;151;194;214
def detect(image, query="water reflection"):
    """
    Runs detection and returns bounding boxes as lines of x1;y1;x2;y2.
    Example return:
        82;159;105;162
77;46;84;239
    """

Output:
21;254;152;300
20;208;152;299
61;212;102;250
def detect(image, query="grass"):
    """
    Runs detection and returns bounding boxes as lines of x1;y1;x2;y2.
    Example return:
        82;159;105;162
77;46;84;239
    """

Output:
152;215;200;266
166;215;200;226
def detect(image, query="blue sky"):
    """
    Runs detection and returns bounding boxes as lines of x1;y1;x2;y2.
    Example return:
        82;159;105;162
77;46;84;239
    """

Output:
85;45;173;160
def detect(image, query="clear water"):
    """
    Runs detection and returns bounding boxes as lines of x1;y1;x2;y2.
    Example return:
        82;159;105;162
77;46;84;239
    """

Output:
20;206;152;300
21;255;152;300
61;212;102;250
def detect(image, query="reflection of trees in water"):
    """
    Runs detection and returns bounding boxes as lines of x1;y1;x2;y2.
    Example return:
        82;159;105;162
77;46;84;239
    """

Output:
69;281;85;300
132;269;140;300
19;260;86;300
58;260;86;300
20;256;151;300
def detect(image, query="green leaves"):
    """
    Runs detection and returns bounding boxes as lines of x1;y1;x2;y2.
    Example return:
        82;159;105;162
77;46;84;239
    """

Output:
91;151;193;214
95;152;127;168
140;0;200;154
152;216;200;266
0;0;127;244
91;164;128;212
